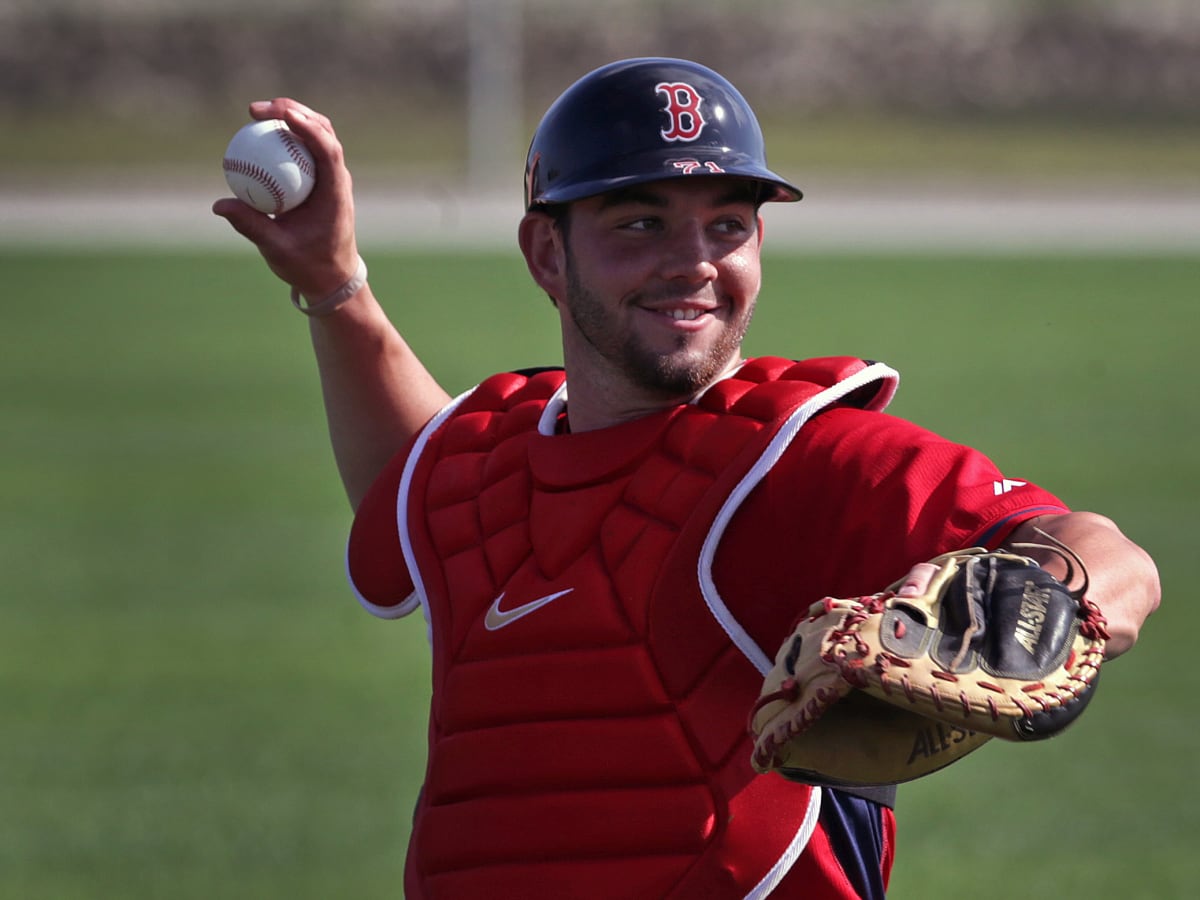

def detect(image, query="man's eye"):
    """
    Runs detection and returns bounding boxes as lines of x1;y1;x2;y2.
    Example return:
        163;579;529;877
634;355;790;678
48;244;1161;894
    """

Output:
621;217;661;232
714;216;751;235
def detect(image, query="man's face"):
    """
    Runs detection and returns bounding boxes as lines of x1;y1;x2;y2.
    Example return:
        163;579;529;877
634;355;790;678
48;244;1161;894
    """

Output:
555;178;765;402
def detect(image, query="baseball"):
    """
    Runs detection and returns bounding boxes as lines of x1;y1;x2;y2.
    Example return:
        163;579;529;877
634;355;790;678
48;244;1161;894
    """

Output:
222;119;316;215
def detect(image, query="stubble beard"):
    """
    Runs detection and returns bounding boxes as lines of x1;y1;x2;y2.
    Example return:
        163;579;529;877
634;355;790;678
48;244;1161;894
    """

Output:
564;263;753;399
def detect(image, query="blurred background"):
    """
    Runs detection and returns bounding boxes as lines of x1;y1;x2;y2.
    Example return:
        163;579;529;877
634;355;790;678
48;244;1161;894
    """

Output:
2;2;1197;899
2;0;1199;248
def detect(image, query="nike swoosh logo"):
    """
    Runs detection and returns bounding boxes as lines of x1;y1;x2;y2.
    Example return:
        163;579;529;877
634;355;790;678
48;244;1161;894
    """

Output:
484;588;575;631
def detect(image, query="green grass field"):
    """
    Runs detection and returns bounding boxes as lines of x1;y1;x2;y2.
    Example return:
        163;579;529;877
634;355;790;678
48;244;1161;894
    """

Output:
2;249;1196;898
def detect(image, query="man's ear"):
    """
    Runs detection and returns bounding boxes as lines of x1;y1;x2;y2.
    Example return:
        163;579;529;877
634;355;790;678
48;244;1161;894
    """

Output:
518;211;567;304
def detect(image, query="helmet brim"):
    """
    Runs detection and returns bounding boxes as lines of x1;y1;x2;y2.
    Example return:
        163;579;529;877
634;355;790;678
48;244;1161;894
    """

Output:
529;148;802;208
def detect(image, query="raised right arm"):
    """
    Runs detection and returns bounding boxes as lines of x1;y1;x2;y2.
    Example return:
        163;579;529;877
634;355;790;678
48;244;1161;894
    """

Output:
212;98;451;509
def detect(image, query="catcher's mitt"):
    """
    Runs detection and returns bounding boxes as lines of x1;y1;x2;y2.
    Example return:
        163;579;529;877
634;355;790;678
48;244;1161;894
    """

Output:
749;543;1109;787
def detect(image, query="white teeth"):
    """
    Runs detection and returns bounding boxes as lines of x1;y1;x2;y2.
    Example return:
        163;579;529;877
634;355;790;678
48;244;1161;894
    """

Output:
667;308;703;321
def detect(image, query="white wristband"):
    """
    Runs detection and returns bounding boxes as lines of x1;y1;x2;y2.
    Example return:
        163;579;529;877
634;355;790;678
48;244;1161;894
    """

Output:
290;256;368;317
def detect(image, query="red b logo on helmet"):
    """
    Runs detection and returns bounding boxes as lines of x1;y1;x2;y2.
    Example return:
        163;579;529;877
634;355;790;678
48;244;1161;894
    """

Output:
656;81;706;142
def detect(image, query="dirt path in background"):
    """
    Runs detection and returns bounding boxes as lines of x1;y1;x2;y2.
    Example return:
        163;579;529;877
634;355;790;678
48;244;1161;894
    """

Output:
2;180;1198;253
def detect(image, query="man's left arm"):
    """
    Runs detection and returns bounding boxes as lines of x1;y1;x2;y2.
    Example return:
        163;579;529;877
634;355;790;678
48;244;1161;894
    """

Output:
1006;511;1160;658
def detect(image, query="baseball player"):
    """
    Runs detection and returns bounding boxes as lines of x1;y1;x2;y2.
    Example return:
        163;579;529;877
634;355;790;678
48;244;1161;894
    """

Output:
214;57;1159;899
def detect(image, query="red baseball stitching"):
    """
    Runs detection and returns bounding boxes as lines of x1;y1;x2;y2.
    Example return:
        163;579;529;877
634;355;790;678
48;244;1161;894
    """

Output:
223;158;286;215
276;128;316;178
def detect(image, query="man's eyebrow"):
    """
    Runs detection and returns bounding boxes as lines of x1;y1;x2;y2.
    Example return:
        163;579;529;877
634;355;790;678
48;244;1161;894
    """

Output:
596;183;759;211
597;187;669;210
714;185;761;207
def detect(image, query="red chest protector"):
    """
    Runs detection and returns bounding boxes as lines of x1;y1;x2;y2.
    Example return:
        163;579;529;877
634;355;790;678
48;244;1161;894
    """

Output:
396;357;898;899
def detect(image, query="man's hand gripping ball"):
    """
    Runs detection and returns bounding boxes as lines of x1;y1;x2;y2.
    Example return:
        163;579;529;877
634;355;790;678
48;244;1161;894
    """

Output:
748;544;1109;786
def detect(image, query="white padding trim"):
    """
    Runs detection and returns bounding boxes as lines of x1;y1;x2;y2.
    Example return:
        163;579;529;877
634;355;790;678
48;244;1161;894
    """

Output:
698;363;900;674
346;527;422;619
390;388;477;641
536;381;569;435
746;787;823;899
342;387;475;632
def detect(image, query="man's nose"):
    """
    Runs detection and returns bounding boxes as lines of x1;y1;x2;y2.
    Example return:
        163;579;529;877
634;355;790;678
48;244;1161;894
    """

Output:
659;221;720;281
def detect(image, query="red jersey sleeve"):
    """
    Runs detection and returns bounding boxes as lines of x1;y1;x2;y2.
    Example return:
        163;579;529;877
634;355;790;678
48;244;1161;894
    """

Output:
716;406;1070;649
346;442;418;618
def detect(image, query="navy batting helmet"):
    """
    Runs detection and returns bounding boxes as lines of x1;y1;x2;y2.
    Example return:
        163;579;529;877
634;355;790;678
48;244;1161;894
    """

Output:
524;57;802;210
